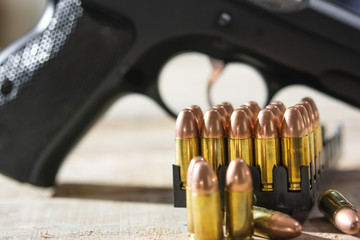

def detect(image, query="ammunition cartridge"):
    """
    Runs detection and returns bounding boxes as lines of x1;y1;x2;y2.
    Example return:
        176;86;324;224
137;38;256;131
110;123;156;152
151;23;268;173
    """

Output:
214;104;230;133
228;109;253;166
222;101;234;116
238;105;255;132
253;206;302;239
175;109;199;188
281;107;311;191
191;161;223;240
303;97;323;170
186;156;206;239
188;105;204;132
266;104;283;130
225;158;254;239
270;101;286;117
318;189;360;234
246;101;260;118
295;103;315;182
201;109;226;173
254;109;280;191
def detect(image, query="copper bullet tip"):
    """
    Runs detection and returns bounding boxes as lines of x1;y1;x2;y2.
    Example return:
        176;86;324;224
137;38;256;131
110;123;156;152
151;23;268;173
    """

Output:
225;158;252;192
299;101;316;128
222;101;234;115
214;104;229;131
191;161;219;195
295;104;312;133
255;108;279;139
266;104;283;130
186;156;206;189
238;105;255;129
270;101;286;116
228;108;252;139
268;213;303;239
281;107;307;138
202;108;225;138
188;105;204;131
175;109;199;138
246;101;260;117
302;97;320;123
334;207;360;235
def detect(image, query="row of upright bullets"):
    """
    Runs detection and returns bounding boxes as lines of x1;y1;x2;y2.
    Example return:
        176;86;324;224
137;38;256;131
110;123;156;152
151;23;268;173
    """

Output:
186;156;302;240
175;97;323;192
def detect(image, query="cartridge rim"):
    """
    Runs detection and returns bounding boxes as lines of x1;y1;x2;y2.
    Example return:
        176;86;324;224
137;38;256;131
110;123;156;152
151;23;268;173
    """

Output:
175;109;199;138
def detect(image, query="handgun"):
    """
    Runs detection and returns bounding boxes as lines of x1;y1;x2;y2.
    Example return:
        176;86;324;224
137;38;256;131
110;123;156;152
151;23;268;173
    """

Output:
0;0;359;186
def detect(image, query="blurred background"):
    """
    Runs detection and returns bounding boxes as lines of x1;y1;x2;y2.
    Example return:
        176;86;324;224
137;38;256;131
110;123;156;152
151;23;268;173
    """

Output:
0;0;359;190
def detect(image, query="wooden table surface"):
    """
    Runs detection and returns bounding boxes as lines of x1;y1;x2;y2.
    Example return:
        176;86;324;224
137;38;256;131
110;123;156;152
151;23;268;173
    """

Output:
1;70;360;239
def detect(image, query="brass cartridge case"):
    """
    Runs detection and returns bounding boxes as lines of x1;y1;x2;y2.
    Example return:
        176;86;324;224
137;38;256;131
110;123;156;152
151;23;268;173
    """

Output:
254;109;280;192
281;136;310;191
225;159;254;240
228;139;253;166
253;206;302;239
281;107;310;191
191;162;223;240
202;109;226;173
228;108;253;165
318;189;360;234
175;109;199;189
186;157;206;239
295;103;316;182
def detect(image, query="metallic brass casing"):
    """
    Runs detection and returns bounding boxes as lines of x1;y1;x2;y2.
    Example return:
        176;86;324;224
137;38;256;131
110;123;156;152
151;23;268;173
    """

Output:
225;190;253;239
318;189;360;234
175;138;199;188
309;131;316;180
281;136;310;191
201;138;225;174
192;193;223;240
315;124;323;168
228;138;253;166
254;138;280;191
253;206;302;239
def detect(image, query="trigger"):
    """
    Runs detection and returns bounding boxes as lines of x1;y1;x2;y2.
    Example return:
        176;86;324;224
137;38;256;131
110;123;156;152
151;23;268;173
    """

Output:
207;57;225;107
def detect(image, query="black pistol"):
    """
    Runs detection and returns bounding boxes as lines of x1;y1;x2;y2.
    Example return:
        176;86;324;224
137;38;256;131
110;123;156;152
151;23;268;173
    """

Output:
0;0;359;186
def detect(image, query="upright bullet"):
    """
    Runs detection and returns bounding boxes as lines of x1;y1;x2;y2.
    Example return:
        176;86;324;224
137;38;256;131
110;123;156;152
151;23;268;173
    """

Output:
188;105;204;132
318;189;360;235
270;101;286;116
253;206;302;239
246;101;260;118
295;103;316;183
201;109;226;174
186;156;206;239
238;105;255;131
191;161;223;240
281;107;311;191
303;97;323;171
266;104;283;130
214;104;229;133
228;109;253;166
175;109;200;189
300;100;319;179
225;158;254;240
222;102;234;116
254;108;280;191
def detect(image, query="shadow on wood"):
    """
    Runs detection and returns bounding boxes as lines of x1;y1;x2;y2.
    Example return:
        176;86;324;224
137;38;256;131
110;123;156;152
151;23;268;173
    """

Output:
53;183;173;204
